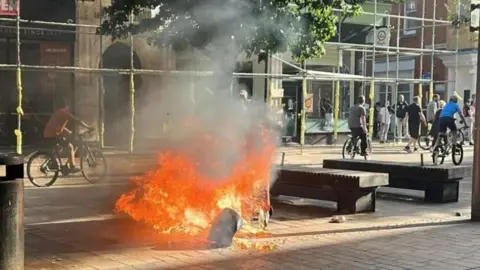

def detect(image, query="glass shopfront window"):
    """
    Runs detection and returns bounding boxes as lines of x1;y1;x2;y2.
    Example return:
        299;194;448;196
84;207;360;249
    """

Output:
0;41;73;146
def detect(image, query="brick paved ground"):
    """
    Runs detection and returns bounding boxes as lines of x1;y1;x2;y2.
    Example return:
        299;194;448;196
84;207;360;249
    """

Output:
23;144;478;269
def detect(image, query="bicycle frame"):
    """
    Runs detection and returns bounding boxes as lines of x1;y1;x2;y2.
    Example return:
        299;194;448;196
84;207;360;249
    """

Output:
51;132;93;171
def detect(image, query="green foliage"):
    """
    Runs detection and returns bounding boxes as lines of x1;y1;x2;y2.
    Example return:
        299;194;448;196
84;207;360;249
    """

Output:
100;0;366;61
447;0;471;27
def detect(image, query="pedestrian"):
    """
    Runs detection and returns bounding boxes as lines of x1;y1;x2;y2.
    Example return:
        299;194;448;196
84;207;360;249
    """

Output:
394;94;409;141
463;98;474;145
379;100;392;143
374;102;381;139
322;97;333;130
426;94;439;125
404;96;427;153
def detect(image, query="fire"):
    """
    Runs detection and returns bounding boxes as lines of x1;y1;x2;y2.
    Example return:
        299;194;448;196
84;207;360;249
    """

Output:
115;124;277;249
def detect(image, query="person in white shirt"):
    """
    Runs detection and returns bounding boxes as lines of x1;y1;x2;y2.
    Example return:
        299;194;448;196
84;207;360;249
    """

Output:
379;100;392;143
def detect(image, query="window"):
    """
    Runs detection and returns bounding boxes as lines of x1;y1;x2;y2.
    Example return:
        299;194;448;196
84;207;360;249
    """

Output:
403;0;417;36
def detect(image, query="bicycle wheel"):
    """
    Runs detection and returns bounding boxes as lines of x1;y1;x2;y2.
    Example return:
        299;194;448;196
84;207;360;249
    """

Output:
418;135;433;151
432;145;445;165
27;151;59;187
452;144;464;165
342;138;354;159
81;149;107;184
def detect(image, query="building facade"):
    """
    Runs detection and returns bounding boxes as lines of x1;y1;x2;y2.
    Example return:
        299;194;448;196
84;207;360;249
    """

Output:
373;0;449;106
439;0;478;104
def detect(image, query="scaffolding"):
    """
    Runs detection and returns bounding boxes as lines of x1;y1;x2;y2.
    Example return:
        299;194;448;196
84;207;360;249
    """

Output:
0;0;469;154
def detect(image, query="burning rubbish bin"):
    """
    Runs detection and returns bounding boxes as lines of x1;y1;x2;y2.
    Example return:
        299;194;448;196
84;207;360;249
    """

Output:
208;208;243;248
0;153;24;270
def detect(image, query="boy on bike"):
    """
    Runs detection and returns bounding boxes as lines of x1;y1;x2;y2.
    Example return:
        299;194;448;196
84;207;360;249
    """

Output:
430;100;445;147
348;95;368;156
432;95;468;160
43;100;93;173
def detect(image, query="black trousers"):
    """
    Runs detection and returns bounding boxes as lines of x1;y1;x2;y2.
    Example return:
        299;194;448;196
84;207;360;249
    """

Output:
350;127;367;153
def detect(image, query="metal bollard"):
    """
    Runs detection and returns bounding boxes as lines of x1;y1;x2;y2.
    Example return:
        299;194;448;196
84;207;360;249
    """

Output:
0;153;24;270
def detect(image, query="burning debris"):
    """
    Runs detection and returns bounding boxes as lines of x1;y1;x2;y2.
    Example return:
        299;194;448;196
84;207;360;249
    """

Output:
114;125;277;249
208;208;242;248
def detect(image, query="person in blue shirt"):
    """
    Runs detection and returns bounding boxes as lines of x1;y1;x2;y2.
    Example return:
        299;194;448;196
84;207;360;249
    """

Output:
432;95;468;154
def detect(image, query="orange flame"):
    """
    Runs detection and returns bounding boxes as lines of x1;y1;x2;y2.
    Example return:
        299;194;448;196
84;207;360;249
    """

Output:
115;124;277;249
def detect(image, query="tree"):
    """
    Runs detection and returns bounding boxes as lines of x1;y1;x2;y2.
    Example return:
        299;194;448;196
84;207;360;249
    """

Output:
100;0;365;63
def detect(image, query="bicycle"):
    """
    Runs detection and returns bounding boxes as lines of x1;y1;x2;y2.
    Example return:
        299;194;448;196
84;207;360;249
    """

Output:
419;124;468;151
342;135;372;160
431;129;465;165
26;130;107;187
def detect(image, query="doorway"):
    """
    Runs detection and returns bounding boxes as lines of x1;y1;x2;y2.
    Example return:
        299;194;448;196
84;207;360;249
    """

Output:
102;43;143;148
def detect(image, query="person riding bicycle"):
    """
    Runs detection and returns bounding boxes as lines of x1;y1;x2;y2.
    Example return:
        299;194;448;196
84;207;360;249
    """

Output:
348;95;368;156
430;100;445;146
43;100;94;173
432;95;468;158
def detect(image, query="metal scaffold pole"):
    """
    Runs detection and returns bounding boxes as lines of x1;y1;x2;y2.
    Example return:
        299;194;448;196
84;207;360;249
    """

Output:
368;0;378;139
428;0;437;103
418;0;425;105
129;12;135;154
15;1;22;154
333;20;342;143
393;6;401;142
470;2;480;221
99;0;105;148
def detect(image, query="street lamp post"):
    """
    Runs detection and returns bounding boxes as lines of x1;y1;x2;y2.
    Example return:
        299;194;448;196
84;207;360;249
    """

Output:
470;3;480;221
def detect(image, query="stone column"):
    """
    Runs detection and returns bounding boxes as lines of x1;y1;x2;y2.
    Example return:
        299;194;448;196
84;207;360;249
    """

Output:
74;0;104;140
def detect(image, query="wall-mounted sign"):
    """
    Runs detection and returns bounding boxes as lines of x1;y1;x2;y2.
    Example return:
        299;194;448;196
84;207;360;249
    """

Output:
0;0;19;16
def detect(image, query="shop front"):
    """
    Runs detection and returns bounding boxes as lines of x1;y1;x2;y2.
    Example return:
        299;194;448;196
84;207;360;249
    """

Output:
0;0;75;147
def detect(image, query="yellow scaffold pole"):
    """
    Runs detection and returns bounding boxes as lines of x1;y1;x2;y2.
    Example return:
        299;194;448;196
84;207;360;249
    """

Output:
129;13;135;154
14;4;22;154
418;83;423;103
368;81;375;138
333;80;340;142
333;49;341;143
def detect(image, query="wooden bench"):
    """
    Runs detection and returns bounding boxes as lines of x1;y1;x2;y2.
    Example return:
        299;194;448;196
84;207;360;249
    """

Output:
322;159;472;203
270;166;388;214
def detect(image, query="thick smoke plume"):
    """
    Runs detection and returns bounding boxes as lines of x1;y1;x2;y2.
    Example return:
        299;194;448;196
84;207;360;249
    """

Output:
133;0;284;180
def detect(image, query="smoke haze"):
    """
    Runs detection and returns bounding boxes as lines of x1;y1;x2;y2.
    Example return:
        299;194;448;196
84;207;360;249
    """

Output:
131;0;287;180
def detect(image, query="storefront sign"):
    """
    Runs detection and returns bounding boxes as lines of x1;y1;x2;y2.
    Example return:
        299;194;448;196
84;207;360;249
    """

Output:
0;25;75;41
0;0;18;16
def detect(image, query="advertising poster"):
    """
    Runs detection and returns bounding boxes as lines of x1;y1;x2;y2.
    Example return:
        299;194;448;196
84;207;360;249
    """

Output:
305;94;314;113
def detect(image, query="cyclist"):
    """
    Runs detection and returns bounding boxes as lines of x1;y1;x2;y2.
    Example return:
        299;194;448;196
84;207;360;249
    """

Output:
43;100;93;173
348;95;368;156
430;100;445;147
432;95;468;159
